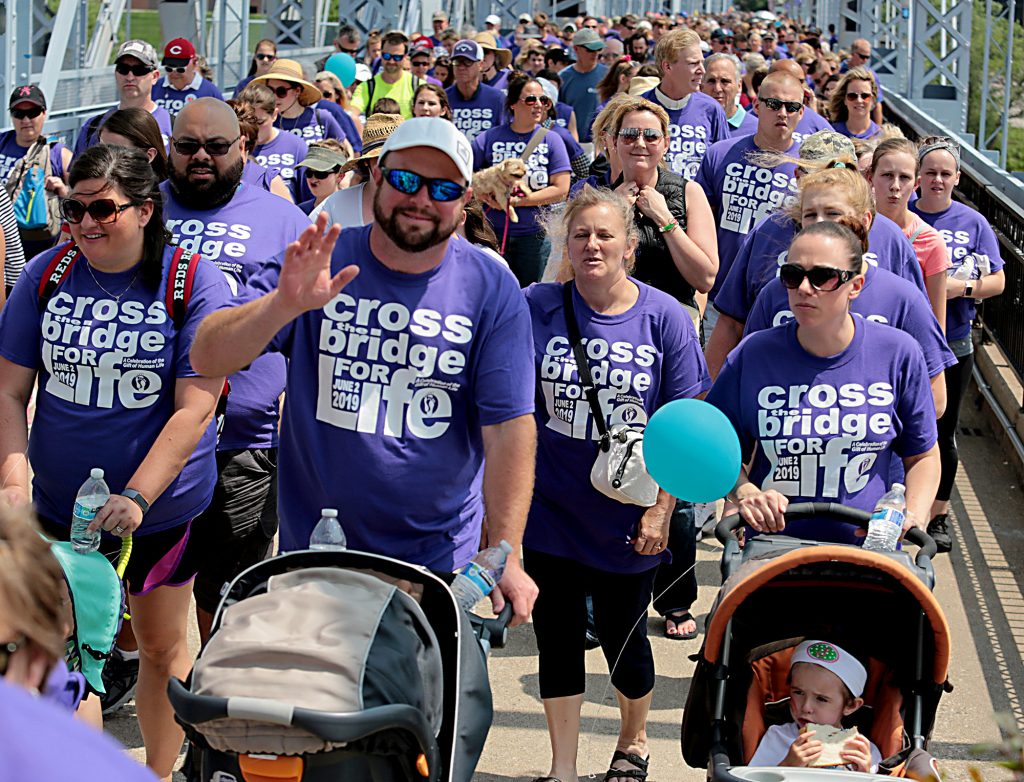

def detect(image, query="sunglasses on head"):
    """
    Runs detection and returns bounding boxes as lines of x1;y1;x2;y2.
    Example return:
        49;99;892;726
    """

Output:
164;65;188;74
11;106;43;120
271;84;298;99
845;91;873;101
779;263;857;291
381;51;406;61
171;136;240;157
115;62;154;77
0;637;25;676
305;167;340;179
255;53;277;62
380;166;466;202
759;96;803;113
60;197;138;224
618;126;664;142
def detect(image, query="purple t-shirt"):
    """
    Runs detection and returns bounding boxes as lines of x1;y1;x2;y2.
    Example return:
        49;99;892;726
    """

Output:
0;132;67;186
641;89;731;178
241;159;279;192
235;225;536;569
315;100;364;152
555;102;574;131
707;316;937;544
910;199;1004;342
446;83;507;141
484;69;511;92
151;75;224;115
0;244;230;533
729;107;760;137
251;129;309;201
713;212;927;323
162;181;311;450
0;678;157;781
524;281;710;572
549;122;585;161
472;123;570;237
832;120;881;140
753;106;834;145
277;107;345;148
73;105;173;156
745;266;956;377
695;134;800;299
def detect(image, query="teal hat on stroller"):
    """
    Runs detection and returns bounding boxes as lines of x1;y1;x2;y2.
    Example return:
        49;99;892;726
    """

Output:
49;541;128;694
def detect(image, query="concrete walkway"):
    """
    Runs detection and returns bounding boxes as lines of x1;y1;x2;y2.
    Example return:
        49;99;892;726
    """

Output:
110;396;1023;781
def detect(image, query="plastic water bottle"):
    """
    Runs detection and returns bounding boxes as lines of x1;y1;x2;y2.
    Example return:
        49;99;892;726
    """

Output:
70;468;109;554
451;540;514;612
863;483;906;552
309;508;346;550
950;256;976;282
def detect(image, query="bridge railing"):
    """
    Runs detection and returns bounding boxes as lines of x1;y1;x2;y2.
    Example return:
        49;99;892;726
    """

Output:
885;92;1024;401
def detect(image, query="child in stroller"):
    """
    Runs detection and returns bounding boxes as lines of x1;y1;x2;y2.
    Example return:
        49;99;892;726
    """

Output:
749;640;880;773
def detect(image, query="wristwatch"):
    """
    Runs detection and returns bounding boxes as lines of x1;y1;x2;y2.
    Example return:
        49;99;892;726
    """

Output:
964;282;974;299
121;489;150;516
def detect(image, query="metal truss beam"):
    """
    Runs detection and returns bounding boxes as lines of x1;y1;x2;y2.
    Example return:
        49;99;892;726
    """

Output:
979;0;1017;168
87;0;130;68
908;0;972;132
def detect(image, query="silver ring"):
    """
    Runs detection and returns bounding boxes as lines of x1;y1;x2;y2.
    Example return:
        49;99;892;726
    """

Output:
114;525;125;533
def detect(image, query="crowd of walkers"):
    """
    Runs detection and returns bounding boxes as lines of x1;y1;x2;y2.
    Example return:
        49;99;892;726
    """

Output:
0;7;1006;782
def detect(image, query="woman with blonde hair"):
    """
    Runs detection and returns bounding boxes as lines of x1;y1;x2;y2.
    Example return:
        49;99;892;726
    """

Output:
829;67;881;140
597;57;640;104
525;185;709;782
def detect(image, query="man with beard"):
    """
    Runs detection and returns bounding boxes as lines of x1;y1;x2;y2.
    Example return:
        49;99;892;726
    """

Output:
161;98;311;643
190;118;539;627
351;31;420;118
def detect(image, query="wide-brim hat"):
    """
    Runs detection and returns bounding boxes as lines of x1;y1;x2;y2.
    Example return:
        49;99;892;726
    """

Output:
473;32;512;69
251;58;321;106
627;76;660;96
298;145;349;171
341;113;404;172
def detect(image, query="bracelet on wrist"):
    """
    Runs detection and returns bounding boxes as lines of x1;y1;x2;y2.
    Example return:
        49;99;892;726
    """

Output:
659;220;678;234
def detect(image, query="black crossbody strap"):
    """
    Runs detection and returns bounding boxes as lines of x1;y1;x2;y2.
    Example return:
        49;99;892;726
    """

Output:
562;281;610;447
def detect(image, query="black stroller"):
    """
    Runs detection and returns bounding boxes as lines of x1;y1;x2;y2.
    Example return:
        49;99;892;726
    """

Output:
681;503;951;781
168;549;511;782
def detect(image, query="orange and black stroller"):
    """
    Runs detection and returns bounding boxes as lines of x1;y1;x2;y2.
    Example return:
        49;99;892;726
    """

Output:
682;503;951;781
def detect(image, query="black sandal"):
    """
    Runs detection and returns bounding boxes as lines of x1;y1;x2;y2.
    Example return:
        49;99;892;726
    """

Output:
664;610;698;641
602;749;649;782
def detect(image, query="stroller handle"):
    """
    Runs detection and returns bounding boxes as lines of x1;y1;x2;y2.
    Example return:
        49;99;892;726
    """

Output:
167;678;442;782
715;502;937;565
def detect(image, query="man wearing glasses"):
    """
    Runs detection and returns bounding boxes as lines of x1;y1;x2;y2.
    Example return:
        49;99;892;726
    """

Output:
351;31;419;119
841;39;884;124
446;41;505;141
696;72;803;342
161;98;311;642
190;117;540;628
151;38;223;117
74;40;172;156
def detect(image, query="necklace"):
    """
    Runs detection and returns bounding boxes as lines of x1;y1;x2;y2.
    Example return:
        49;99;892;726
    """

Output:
86;261;141;302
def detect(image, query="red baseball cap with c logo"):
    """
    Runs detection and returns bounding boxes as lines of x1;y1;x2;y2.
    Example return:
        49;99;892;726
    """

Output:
163;38;196;62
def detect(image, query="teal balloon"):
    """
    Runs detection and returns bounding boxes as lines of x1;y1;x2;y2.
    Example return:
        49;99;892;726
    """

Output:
325;53;357;88
642;399;741;503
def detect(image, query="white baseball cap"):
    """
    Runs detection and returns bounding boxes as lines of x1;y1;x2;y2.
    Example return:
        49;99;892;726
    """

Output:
485;14;501;26
354;63;372;82
790;640;867;698
380;117;474;184
537;77;559;105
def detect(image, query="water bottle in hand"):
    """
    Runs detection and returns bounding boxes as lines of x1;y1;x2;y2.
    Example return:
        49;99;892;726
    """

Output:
309;508;346;550
950;256;976;282
863;482;906;552
71;468;109;554
451;540;514;612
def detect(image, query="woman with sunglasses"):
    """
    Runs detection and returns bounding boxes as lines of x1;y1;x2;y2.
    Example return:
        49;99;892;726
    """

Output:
413;82;453;120
707;220;941;544
0;144;229;781
234;39;277;95
471;74;571;286
910;136;1005;552
828;68;880;140
251;59;346;159
238;82;311;201
296;139;348;214
316;70;364;138
525;186;709;782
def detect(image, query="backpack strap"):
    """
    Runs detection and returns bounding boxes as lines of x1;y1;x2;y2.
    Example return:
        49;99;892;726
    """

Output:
165;246;201;329
37;241;82;308
908;224;927;243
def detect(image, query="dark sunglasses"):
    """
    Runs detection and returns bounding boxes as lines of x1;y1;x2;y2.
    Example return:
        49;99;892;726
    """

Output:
380;166;466;202
845;91;873;101
618;126;664;142
115;62;154;77
381;51;406;61
411;59;432;67
759;96;803;113
255;53;277;61
340;47;359;56
322;90;336;99
779;263;857;291
0;637;25;676
521;94;545;104
171;136;241;156
271;85;298;99
164;65;188;74
11;106;44;120
305;167;340;179
60;197;137;224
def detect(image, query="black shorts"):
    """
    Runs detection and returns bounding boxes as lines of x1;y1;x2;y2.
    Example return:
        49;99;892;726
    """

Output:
39;515;200;597
191;447;278;613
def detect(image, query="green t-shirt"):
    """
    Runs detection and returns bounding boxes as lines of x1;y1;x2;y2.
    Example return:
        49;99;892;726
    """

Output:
352;72;419;119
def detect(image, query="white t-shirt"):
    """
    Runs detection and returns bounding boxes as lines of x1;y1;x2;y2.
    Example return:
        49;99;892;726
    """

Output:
311;183;366;227
749;721;882;772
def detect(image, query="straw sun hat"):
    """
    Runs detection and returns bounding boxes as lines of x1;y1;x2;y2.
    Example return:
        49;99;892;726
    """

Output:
341;113;404;172
251;58;322;106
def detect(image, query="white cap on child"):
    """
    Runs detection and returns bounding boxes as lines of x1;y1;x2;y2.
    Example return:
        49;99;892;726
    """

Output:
791;640;867;698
